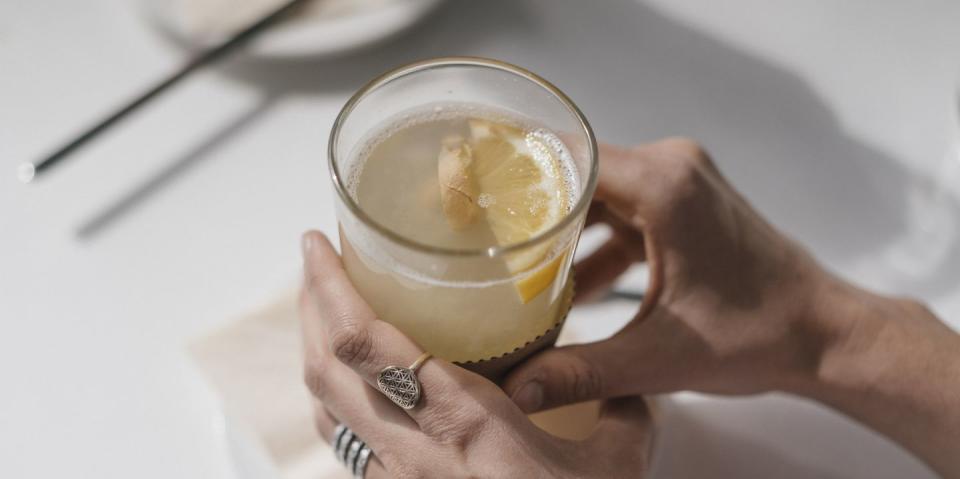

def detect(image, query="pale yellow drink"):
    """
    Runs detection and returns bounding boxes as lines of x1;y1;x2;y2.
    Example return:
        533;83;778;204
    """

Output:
329;58;598;379
340;106;578;363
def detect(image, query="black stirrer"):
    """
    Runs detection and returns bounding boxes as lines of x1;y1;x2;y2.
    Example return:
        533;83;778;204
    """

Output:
19;0;309;183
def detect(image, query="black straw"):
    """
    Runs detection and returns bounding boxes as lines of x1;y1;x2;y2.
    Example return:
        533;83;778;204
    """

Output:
21;0;308;182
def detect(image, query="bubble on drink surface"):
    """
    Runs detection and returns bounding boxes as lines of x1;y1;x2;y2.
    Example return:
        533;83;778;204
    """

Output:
528;128;579;211
529;197;545;215
477;193;495;208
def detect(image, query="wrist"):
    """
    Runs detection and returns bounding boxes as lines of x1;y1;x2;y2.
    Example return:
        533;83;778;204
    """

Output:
791;278;893;400
789;276;960;476
766;257;872;396
797;279;959;403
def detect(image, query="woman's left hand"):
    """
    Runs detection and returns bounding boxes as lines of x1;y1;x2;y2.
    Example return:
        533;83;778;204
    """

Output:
299;231;654;479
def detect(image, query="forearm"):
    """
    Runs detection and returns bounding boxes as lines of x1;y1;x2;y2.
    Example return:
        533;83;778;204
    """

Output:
797;279;960;477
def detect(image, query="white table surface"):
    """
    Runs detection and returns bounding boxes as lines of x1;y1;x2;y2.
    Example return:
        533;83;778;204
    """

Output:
3;0;959;477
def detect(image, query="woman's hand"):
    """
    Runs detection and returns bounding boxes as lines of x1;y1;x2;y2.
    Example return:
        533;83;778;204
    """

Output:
299;232;654;478
505;138;835;410
502;139;960;477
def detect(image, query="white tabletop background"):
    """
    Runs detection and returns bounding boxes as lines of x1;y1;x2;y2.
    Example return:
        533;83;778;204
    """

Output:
3;0;959;477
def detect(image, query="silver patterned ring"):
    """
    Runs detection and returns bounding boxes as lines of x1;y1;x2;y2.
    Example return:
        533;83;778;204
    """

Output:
336;429;355;463
332;424;347;451
377;352;432;409
332;424;374;478
353;444;372;478
346;439;363;470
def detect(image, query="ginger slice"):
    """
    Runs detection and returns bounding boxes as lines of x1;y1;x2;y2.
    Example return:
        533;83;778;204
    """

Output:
438;135;480;230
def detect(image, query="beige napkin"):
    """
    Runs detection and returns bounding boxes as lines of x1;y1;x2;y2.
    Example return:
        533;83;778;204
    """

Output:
190;292;350;479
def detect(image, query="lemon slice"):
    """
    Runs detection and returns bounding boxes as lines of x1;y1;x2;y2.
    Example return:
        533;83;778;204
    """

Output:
468;119;569;303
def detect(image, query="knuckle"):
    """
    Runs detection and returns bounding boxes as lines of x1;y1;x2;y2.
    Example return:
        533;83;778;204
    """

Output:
380;451;432;479
329;323;375;366
422;401;489;449
655;138;713;184
303;264;324;293
565;355;604;402
303;358;330;400
392;464;429;479
670;155;705;183
659;136;710;163
896;297;934;317
653;160;711;215
311;409;331;440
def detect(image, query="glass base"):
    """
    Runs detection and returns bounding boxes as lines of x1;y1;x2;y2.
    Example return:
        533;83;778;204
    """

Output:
455;276;574;381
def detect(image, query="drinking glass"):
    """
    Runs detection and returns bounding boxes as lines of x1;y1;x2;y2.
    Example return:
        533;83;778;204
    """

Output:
328;57;598;377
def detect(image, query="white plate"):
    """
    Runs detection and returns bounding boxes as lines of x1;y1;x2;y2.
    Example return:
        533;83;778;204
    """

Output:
140;0;445;60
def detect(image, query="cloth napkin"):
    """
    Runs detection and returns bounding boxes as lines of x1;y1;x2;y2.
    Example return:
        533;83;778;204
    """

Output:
190;292;350;479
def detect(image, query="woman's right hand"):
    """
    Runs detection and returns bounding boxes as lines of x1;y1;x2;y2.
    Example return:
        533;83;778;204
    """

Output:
504;138;960;478
506;138;836;405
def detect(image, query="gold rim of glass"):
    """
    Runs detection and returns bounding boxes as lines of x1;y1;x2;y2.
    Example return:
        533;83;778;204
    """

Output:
328;56;599;257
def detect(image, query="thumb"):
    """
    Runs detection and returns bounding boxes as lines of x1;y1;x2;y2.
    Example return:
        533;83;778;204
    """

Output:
504;335;634;413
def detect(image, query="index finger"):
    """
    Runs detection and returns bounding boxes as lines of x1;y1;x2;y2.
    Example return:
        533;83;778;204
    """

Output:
593;143;646;215
300;231;494;430
591;142;665;320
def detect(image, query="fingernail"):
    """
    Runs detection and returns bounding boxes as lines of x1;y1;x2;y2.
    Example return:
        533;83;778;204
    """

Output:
301;233;315;255
512;381;543;413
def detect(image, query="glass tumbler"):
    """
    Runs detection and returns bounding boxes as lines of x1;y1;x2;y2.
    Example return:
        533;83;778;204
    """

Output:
328;57;598;378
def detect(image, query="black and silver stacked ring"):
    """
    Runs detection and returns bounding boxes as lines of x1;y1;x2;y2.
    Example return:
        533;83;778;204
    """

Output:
333;424;373;478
